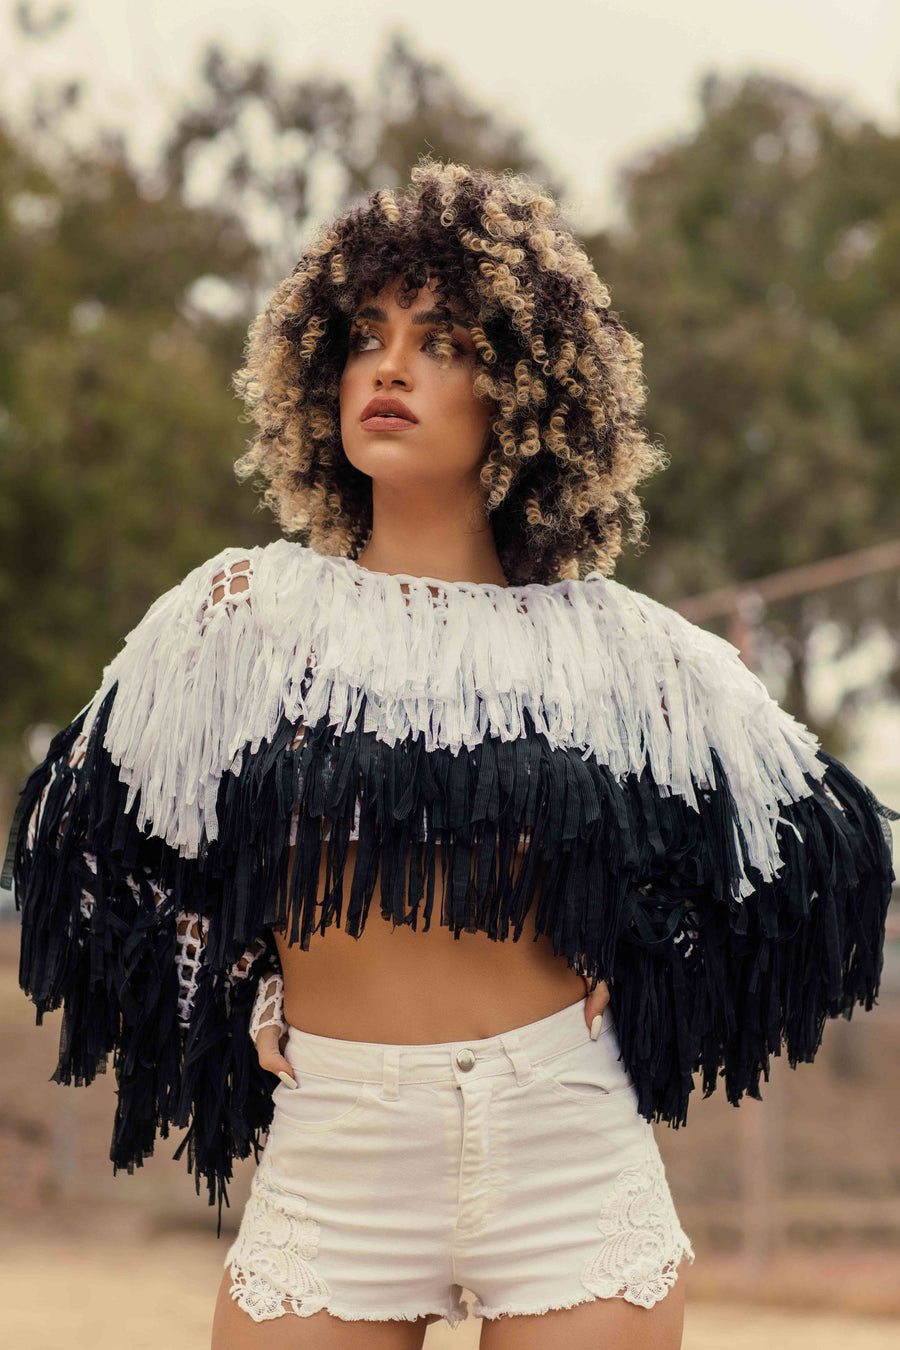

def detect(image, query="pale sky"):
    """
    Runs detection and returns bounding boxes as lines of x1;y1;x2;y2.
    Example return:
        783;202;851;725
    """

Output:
4;0;900;235
3;0;899;817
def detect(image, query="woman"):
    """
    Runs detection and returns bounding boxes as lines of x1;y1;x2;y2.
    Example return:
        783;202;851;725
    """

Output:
6;158;895;1350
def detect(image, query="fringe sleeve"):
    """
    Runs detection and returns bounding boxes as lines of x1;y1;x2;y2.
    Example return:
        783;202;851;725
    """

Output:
1;547;282;1236
608;689;898;1130
2;701;188;1176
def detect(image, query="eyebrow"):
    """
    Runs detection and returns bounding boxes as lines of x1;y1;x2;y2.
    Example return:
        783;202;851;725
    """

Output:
351;304;470;329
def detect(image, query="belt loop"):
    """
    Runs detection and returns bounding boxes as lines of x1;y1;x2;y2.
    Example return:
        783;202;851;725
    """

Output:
499;1028;534;1086
381;1045;400;1100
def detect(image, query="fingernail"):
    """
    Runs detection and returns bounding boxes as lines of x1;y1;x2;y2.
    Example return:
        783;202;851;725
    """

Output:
278;1070;298;1088
590;1014;602;1040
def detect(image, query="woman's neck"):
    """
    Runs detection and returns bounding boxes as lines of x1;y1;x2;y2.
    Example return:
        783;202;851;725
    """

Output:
355;535;508;588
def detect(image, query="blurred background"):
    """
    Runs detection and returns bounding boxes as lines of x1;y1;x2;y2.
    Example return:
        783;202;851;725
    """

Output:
1;2;899;1346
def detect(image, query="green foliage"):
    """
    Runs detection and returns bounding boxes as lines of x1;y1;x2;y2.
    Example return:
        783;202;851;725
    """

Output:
583;73;900;745
0;121;271;773
1;30;898;783
0;26;564;781
158;31;567;282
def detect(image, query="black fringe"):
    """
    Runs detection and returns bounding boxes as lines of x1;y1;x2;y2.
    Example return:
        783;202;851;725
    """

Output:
4;681;897;1229
612;749;898;1126
4;689;275;1238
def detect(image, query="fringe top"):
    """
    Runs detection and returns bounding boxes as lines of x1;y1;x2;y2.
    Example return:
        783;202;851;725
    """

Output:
78;539;830;897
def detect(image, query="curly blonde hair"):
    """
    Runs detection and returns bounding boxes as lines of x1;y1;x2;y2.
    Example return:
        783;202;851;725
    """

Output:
231;156;668;585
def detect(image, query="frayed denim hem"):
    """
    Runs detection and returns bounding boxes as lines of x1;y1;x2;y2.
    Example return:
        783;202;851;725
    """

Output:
472;1243;695;1320
227;1260;469;1329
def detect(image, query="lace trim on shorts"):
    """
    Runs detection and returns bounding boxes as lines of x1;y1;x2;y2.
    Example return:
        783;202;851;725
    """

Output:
225;1153;330;1321
472;1127;695;1320
579;1129;696;1309
224;1153;464;1326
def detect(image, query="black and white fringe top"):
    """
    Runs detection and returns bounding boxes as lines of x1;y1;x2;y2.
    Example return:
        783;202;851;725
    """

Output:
4;538;897;1236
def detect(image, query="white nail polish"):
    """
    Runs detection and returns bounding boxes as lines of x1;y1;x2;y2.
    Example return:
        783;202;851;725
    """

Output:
278;1070;298;1088
590;1014;602;1040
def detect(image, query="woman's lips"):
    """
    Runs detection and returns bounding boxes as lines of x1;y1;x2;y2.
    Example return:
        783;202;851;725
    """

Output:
360;415;418;431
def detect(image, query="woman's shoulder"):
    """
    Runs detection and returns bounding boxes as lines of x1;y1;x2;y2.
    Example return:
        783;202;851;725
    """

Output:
184;536;301;598
587;570;757;675
76;538;322;856
137;538;323;630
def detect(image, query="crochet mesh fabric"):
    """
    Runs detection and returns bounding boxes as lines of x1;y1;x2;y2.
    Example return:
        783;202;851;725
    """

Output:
249;968;285;1044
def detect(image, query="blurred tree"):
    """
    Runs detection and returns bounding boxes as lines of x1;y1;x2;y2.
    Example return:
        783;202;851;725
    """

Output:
0;21;564;781
582;72;900;749
0;118;265;771
159;29;567;283
2;17;898;783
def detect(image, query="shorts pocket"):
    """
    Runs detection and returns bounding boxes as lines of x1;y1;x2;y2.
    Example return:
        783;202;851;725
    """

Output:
537;1034;634;1103
272;1072;372;1130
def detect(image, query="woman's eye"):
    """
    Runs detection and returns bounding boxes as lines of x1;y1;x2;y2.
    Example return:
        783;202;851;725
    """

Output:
348;329;464;355
424;331;464;355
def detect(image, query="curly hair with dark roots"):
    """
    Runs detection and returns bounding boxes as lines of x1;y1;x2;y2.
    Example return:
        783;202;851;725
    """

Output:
231;156;669;585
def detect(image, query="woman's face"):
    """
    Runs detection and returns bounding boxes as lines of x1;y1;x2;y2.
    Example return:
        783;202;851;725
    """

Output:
339;275;494;492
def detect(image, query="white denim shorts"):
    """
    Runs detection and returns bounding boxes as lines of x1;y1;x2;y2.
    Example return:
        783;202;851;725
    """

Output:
223;995;695;1328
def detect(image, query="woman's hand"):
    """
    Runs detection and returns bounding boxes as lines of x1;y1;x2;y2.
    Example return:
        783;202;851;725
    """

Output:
583;975;610;1039
254;1022;298;1087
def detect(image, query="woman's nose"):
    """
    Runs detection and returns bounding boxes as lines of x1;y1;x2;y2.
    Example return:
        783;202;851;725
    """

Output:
373;351;410;384
374;331;421;379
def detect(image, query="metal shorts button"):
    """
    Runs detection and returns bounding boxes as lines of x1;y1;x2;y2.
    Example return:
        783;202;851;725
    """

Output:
456;1048;476;1071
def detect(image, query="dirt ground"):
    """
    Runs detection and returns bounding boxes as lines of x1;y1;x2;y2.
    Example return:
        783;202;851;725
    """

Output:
1;1205;899;1349
3;916;900;1347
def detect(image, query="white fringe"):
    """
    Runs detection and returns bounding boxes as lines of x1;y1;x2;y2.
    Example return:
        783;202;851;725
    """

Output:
76;540;825;892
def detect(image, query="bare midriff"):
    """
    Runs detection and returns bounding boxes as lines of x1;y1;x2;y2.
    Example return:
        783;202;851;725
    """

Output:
271;839;588;1044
